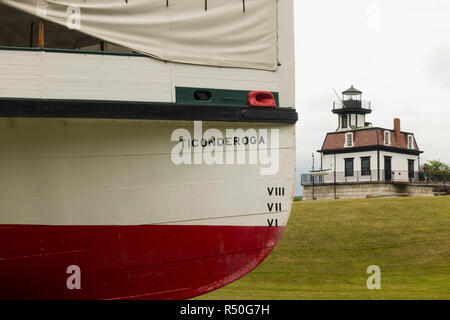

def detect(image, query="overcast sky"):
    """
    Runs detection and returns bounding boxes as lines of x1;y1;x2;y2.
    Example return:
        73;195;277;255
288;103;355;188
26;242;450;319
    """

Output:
293;0;450;194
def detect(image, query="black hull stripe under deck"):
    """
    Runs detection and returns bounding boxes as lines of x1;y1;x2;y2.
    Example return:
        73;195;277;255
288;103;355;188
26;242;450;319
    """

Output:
0;98;298;124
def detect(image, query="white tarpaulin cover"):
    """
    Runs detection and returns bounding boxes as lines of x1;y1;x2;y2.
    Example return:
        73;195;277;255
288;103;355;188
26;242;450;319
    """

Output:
0;0;278;70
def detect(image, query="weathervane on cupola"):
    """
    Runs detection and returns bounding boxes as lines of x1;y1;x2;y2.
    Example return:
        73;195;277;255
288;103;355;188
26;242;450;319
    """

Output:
332;86;372;131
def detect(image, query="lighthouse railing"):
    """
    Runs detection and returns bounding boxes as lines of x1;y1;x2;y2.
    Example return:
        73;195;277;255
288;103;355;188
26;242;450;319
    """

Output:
333;100;372;110
300;170;428;185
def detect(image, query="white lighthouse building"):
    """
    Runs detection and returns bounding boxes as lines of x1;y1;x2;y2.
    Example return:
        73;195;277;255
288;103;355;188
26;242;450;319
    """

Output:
301;86;434;200
319;86;422;183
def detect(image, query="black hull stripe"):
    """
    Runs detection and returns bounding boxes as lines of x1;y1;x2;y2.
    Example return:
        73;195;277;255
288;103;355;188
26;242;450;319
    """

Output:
0;98;298;124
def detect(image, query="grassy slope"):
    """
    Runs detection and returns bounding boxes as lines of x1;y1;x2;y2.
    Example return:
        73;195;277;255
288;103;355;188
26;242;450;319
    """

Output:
197;196;450;300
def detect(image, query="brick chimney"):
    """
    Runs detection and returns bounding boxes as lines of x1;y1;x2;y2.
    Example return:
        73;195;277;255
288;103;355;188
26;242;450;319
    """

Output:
394;118;401;143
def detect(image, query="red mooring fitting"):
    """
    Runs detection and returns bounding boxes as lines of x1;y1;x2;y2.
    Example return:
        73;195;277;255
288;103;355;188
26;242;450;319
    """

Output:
248;91;276;107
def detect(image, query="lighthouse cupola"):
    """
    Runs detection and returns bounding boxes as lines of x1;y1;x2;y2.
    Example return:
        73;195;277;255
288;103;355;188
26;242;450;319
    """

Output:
342;85;362;108
333;85;372;131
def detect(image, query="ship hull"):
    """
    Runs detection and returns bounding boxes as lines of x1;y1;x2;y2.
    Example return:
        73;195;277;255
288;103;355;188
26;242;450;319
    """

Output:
0;117;295;299
0;224;284;299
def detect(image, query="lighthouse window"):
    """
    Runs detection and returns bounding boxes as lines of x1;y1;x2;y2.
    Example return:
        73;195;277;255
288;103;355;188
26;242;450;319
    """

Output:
345;158;354;177
342;115;348;128
408;135;414;149
384;131;391;146
361;157;371;176
408;159;415;179
345;132;353;147
350;114;355;127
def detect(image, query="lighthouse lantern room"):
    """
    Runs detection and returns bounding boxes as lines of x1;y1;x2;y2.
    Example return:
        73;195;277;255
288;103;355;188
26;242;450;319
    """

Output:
333;86;372;131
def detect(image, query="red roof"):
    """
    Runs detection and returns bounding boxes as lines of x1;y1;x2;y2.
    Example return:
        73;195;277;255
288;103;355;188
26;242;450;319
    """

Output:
320;128;420;151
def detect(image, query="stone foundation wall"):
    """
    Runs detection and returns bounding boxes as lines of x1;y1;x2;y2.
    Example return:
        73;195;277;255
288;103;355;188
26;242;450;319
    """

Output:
302;183;435;201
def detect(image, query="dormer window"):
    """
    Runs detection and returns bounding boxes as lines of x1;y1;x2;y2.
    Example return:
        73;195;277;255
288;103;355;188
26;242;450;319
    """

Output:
345;132;354;147
384;131;391;146
407;134;414;149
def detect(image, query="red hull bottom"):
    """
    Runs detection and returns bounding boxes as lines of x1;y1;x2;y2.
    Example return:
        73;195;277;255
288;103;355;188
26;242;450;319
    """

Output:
0;225;284;299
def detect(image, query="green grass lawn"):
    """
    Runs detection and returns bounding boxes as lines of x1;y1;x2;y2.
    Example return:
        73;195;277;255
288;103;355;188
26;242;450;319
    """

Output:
197;196;450;300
